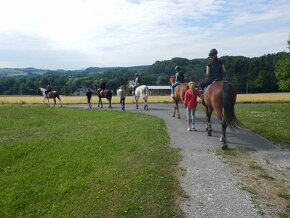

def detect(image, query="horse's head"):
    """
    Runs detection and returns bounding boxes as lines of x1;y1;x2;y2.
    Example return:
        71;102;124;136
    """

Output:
39;88;46;94
169;75;176;84
128;80;134;89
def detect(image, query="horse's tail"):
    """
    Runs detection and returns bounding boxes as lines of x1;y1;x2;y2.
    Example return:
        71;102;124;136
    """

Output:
143;86;149;98
222;82;240;130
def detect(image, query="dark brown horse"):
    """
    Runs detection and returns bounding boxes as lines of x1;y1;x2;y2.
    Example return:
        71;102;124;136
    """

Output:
169;75;189;119
97;89;112;108
40;88;62;107
203;80;240;150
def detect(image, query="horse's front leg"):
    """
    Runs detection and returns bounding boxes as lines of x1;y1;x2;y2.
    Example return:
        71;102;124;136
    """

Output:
53;98;56;107
205;107;213;136
98;98;103;108
44;97;49;106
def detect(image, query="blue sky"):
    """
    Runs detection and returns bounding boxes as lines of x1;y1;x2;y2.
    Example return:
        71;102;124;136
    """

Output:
0;0;289;70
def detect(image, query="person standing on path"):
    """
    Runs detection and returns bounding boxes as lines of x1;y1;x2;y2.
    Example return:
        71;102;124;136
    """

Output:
184;82;200;131
117;86;126;110
86;88;94;108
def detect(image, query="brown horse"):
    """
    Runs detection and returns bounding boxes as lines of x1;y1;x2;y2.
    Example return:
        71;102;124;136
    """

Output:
169;75;189;119
203;80;240;150
39;88;62;107
97;89;112;108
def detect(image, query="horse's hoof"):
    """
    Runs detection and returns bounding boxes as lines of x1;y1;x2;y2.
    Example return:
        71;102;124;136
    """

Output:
207;132;212;136
222;144;228;150
172;114;175;117
177;116;180;119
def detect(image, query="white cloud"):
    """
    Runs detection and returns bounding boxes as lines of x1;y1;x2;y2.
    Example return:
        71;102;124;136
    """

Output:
0;0;289;69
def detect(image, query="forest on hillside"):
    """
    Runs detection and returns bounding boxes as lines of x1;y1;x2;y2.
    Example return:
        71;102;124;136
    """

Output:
0;51;289;95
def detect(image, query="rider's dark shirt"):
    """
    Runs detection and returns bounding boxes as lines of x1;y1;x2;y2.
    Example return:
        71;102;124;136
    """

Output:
100;82;106;90
207;60;223;81
176;71;184;83
46;85;52;92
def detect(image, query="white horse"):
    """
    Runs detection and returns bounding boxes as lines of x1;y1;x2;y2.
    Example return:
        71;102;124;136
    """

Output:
39;88;62;107
128;80;149;110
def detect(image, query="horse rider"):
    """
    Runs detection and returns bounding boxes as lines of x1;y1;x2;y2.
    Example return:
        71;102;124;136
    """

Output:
45;82;53;97
97;78;106;96
198;48;226;97
171;65;185;97
133;73;141;95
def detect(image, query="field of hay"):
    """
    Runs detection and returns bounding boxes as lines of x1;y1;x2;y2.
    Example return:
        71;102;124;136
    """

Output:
0;92;290;104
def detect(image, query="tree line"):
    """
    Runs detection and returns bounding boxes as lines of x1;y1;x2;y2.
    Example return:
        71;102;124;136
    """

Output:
0;50;289;96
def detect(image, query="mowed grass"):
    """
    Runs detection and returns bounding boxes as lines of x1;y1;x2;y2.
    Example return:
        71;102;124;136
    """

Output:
1;92;290;104
235;104;290;149
0;105;183;217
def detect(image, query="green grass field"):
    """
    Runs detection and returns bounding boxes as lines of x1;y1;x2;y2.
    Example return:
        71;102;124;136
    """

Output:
1;102;289;217
235;104;290;149
0;105;183;217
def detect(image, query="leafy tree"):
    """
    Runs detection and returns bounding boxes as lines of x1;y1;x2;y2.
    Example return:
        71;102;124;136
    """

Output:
275;38;290;91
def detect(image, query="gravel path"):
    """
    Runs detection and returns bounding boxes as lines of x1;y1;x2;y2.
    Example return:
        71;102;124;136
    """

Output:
63;103;290;217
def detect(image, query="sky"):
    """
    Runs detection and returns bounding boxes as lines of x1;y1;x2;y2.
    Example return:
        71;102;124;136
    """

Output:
0;0;289;70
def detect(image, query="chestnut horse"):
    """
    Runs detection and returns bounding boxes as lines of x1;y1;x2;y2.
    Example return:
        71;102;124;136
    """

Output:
169;75;189;119
203;80;240;150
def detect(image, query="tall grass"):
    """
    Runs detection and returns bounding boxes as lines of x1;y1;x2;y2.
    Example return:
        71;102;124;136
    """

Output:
1;92;290;104
0;105;183;217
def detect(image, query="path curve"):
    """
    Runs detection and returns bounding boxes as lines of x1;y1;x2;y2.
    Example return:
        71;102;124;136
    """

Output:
63;103;290;217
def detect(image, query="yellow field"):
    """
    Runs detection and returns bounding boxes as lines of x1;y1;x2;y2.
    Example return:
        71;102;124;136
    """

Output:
0;93;290;104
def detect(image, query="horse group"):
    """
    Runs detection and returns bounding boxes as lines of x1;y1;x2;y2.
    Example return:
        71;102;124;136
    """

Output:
40;76;239;149
169;75;240;150
39;81;149;111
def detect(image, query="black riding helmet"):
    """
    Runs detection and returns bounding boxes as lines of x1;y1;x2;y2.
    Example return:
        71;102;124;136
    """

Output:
175;65;181;71
209;48;218;58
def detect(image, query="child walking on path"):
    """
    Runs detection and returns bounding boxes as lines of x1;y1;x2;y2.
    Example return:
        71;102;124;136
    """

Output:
184;82;200;131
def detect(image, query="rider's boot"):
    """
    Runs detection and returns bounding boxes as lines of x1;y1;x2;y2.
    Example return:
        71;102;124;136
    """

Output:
199;89;204;103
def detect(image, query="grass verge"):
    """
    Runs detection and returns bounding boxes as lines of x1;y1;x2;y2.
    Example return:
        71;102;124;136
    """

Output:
235;104;290;149
0;105;183;217
215;147;290;217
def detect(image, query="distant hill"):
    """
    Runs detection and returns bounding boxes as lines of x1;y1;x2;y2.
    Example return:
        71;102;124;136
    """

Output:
0;65;150;77
0;68;48;77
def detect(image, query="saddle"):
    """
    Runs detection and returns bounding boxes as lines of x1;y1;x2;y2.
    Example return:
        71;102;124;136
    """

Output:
204;79;222;93
98;90;105;97
46;91;54;97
